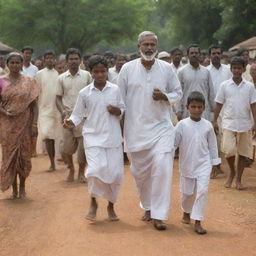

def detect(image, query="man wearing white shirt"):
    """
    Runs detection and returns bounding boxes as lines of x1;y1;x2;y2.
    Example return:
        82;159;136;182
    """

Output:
21;46;38;78
170;47;183;74
214;57;256;190
118;31;182;230
177;44;215;121
108;54;128;84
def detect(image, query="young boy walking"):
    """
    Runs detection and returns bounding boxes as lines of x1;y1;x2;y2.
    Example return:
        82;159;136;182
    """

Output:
175;91;221;234
214;57;256;190
63;55;125;221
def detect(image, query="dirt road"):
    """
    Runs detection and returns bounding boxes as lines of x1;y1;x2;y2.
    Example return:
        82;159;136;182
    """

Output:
0;155;256;256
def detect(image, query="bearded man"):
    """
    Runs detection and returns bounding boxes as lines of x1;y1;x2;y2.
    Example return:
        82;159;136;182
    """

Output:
118;31;182;231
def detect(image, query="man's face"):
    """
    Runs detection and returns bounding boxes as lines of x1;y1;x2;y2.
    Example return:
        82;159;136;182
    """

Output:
138;35;158;61
172;50;182;63
67;54;81;70
188;47;200;65
231;63;245;79
44;55;55;69
22;50;33;62
210;48;222;66
241;51;249;63
115;56;127;72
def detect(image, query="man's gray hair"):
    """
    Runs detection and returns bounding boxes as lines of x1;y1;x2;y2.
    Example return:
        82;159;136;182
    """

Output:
138;31;158;44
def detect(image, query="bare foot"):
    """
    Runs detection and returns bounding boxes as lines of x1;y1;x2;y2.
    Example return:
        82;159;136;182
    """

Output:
107;203;119;221
194;220;207;235
66;172;74;182
7;193;18;200
78;173;87;183
211;166;223;179
141;210;151;221
47;165;56;172
235;182;247;190
18;189;26;199
182;212;190;224
224;174;235;188
153;219;167;231
85;198;97;221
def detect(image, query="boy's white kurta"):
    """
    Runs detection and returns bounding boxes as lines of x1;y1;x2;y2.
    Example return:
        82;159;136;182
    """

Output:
174;117;221;221
69;81;125;203
177;64;215;120
118;58;182;220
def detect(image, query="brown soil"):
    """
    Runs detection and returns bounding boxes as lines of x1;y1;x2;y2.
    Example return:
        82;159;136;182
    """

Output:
0;155;256;256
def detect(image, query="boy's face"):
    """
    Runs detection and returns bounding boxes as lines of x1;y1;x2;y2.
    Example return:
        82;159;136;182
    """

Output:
230;63;245;79
91;64;108;84
187;100;205;121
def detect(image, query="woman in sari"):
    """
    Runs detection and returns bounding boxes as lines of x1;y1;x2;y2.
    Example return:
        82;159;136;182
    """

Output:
0;52;40;199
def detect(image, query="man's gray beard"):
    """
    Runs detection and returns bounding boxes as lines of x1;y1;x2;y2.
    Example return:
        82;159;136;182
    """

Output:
140;50;158;61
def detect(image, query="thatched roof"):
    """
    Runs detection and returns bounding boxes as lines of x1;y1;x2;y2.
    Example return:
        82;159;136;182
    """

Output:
0;41;16;53
229;36;256;51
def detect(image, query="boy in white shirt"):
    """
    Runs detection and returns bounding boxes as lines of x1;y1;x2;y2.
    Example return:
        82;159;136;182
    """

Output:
214;57;256;190
63;55;125;221
175;91;220;234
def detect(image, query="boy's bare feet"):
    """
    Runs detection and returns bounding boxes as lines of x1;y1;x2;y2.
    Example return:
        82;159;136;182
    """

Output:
141;210;151;221
66;170;74;182
194;220;207;235
86;197;97;221
182;212;190;224
235;182;247;190
153;219;166;231
107;202;119;221
224;173;235;188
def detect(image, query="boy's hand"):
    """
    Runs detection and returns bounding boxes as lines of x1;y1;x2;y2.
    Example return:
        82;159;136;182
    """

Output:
63;119;75;129
213;121;219;135
152;88;168;101
107;105;121;116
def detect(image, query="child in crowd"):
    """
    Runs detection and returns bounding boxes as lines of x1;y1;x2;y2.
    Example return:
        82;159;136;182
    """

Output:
175;91;220;234
214;57;256;190
63;55;125;221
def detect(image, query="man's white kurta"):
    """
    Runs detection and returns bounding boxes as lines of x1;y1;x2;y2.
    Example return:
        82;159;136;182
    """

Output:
118;58;182;153
118;58;182;220
177;64;215;120
21;63;38;78
36;68;61;140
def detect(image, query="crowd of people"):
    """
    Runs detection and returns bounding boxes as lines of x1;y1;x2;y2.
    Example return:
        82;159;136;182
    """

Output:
0;31;255;234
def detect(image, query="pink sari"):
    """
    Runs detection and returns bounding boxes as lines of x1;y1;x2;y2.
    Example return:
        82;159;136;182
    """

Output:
0;75;40;192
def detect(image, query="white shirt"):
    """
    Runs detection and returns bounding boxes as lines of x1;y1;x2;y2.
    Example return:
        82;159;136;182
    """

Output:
177;63;215;120
174;117;220;178
108;66;119;84
215;78;256;132
70;81;125;148
171;63;182;74
57;69;92;112
21;63;38;78
207;63;232;94
118;58;182;152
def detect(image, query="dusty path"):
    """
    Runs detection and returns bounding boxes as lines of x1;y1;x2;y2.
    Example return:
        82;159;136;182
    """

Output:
0;155;256;256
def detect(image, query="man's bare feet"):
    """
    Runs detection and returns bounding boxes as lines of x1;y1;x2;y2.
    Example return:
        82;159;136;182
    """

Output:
224;174;235;188
85;197;97;221
18;188;26;199
78;172;87;183
235;182;247;190
210;166;224;179
107;202;119;221
66;171;74;182
47;165;56;172
182;212;190;224
141;210;151;221
153;219;167;231
194;220;207;235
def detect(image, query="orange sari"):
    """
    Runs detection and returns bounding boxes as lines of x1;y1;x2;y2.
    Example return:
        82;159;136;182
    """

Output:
0;75;40;192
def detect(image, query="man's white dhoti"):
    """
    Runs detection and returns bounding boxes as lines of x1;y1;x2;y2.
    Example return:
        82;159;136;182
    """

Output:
130;136;174;221
85;146;124;203
180;175;210;221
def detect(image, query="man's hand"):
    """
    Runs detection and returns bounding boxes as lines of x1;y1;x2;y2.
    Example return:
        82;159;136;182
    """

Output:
107;105;121;116
152;88;168;101
213;121;219;135
63;119;75;129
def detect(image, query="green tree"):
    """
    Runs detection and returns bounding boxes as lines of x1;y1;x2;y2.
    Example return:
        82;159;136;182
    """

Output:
0;0;149;53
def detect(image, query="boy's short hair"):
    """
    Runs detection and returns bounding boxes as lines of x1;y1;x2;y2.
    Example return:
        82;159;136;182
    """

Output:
21;46;34;53
88;55;108;71
187;91;205;106
230;56;246;68
43;50;55;58
66;48;81;60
